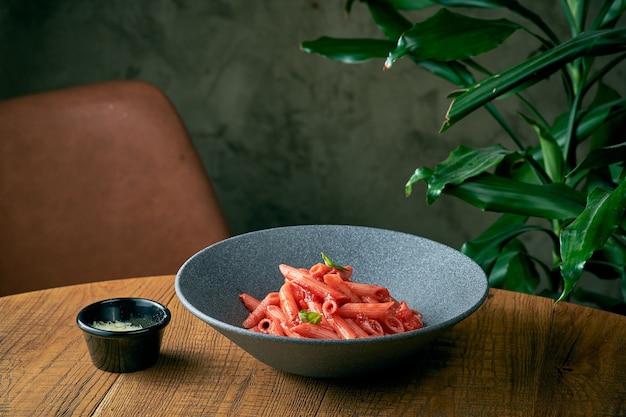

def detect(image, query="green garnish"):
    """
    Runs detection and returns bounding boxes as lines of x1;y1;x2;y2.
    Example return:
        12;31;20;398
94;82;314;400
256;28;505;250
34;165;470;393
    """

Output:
298;310;323;325
321;252;347;271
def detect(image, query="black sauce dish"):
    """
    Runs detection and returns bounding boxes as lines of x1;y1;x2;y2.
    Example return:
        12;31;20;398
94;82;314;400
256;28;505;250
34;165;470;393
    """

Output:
76;297;171;373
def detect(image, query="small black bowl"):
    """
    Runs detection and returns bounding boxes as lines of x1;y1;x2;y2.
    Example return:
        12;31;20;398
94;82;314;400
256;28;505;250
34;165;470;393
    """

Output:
76;298;171;373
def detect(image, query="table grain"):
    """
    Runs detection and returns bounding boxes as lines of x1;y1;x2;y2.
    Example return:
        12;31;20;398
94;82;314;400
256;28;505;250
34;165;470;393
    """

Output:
1;275;624;416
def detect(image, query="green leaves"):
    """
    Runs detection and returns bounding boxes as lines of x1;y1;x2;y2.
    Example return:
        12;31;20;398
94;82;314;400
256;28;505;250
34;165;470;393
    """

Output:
386;0;521;11
461;214;543;269
518;113;565;183
300;37;395;64
442;28;626;132
461;214;553;294
366;0;412;40
384;9;520;69
405;145;510;202
559;180;626;301
569;143;626;178
405;145;586;219
594;0;626;29
444;174;586;219
301;7;520;85
304;0;626;311
489;240;541;293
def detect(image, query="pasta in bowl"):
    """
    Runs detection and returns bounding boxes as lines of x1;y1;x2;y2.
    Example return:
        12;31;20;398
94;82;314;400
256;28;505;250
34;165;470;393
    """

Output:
175;225;488;378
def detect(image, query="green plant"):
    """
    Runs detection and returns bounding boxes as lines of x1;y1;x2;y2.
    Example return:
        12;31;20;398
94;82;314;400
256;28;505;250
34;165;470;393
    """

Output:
301;0;626;312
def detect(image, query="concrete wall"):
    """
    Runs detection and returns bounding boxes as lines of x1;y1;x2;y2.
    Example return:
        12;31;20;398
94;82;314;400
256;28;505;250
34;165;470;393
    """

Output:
0;1;620;257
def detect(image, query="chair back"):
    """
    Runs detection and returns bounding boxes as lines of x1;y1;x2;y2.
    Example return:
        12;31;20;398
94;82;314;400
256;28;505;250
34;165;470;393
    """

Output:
0;80;230;295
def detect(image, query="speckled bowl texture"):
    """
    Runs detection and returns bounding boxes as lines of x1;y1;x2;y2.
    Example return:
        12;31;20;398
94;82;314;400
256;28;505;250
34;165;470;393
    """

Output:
175;225;488;378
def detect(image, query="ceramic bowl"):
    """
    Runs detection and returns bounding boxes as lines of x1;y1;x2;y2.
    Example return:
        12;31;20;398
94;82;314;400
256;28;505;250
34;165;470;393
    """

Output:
76;298;171;372
175;225;488;378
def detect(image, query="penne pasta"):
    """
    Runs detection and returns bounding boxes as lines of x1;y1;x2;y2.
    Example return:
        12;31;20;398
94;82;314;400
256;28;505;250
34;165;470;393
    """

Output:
239;255;424;339
336;301;396;320
323;273;360;302
380;313;405;334
265;304;288;324
309;262;332;279
268;320;285;336
325;315;359;339
344;318;370;338
290;283;310;306
265;305;303;337
257;318;272;333
291;322;341;339
356;317;385;336
306;300;323;314
281;326;304;338
279;264;310;282
344;281;391;302
395;300;424;331
360;295;381;304
292;274;350;303
239;293;261;312
279;282;300;323
335;265;353;281
322;299;338;316
242;292;280;329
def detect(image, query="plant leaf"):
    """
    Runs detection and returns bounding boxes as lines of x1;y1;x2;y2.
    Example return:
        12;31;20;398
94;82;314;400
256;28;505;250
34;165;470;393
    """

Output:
550;96;626;149
585;236;626;281
564;0;589;34
385;0;439;9
366;0;412;40
409;145;511;203
569;143;626;178
489;239;541;293
386;0;520;10
559;180;626;302
416;59;476;87
300;37;395;63
595;0;626;29
384;8;520;68
442;28;626;132
587;82;626;149
494;151;540;183
461;213;547;270
518;113;565;183
569;285;625;312
445;173;587;219
380;0;558;46
405;167;433;197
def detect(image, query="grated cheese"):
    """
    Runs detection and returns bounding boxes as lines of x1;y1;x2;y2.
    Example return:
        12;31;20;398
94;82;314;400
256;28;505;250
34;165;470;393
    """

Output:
91;320;143;331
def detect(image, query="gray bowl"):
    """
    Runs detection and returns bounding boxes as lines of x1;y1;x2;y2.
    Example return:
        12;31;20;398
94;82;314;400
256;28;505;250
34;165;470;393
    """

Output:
175;225;488;378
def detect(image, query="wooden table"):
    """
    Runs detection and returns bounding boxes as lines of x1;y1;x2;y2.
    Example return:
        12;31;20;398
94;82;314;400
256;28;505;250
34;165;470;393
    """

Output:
1;275;624;416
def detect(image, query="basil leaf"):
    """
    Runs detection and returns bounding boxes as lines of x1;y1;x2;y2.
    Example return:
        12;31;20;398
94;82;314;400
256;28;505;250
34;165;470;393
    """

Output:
321;252;348;271
299;310;322;325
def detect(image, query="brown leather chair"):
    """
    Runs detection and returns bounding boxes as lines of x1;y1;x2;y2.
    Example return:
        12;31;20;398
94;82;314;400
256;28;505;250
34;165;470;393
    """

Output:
0;80;230;296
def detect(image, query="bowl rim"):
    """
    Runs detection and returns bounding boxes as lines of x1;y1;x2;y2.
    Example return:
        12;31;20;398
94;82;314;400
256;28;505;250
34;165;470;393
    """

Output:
76;297;172;337
175;224;489;345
